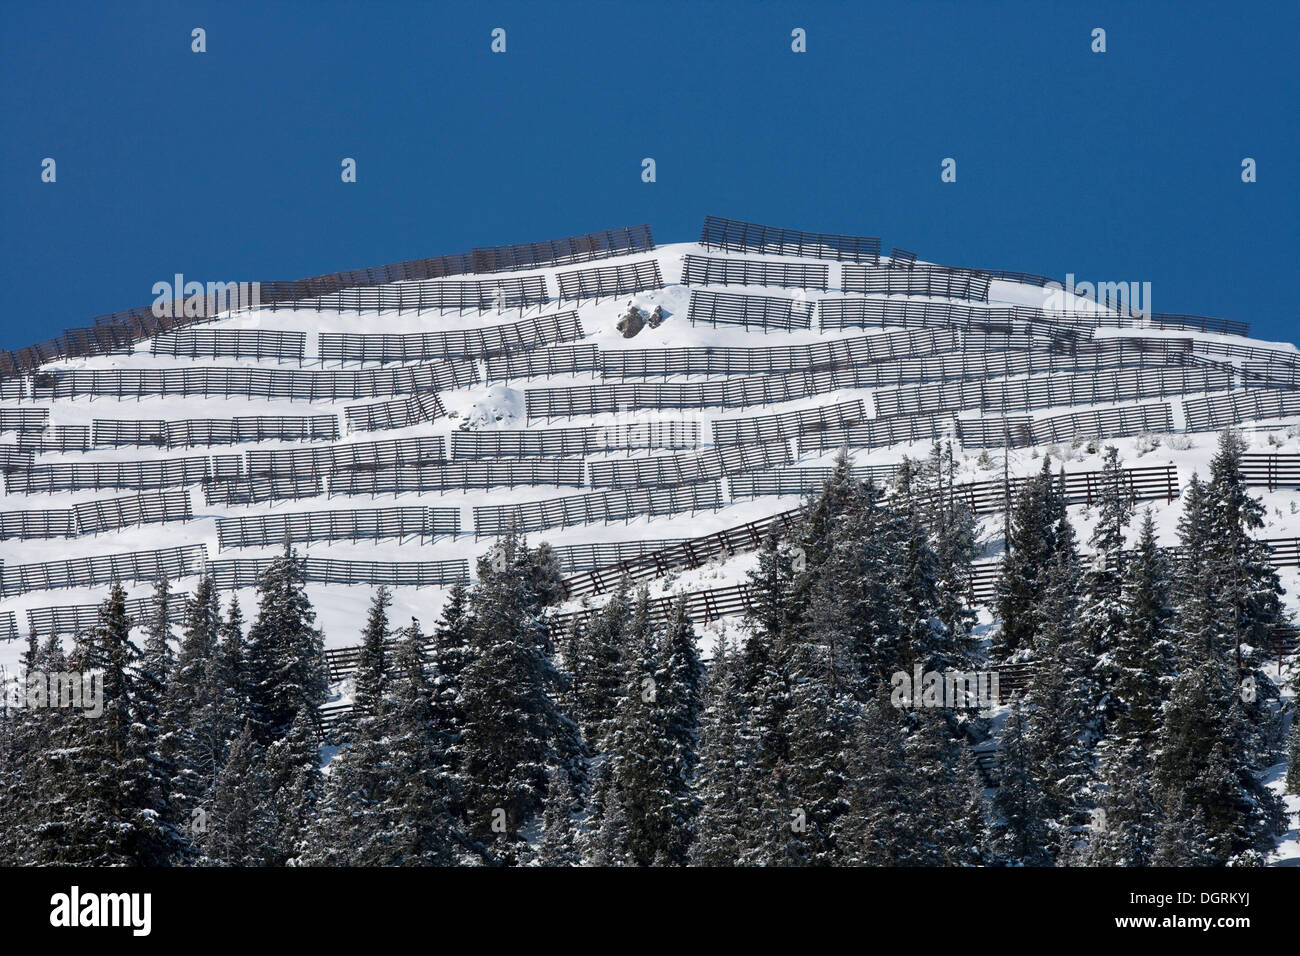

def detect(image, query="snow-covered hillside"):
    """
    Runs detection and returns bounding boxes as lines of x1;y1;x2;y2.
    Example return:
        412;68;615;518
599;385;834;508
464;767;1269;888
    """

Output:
2;219;1297;861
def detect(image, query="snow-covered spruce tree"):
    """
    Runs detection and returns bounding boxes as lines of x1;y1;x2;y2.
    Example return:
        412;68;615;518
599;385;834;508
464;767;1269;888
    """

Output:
429;579;472;808
1021;498;1096;860
1078;446;1134;726
165;574;225;831
568;576;631;753
1206;430;1288;752
537;767;581;866
891;458;946;676
202;720;274;866
53;583;185;865
990;696;1053;866
1159;444;1287;863
597;588;692;866
243;542;327;746
928;442;981;671
1085;510;1176;866
0;634;61;864
659;597;704;786
214;595;248;758
307;588;395;865
993;456;1059;660
777;569;866;864
1285;712;1300;795
384;617;461;865
690;639;762;866
458;530;570;849
263;706;323;865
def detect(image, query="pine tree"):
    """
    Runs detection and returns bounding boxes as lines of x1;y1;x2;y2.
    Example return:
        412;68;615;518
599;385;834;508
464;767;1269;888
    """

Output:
429;580;472;802
538;767;581;867
384;617;460;865
1078;447;1134;725
993;457;1058;660
308;589;395;865
202;721;273;866
244;543;327;746
49;583;185;865
690;640;764;866
569;578;630;751
991;697;1053;866
166;575;225;826
263;707;322;865
459;532;568;846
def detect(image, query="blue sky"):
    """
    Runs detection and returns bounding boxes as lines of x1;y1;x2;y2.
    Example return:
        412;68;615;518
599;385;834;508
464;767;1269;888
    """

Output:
1;0;1296;349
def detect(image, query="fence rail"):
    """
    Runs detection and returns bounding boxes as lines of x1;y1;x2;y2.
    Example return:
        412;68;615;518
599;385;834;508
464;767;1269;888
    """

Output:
1183;389;1300;432
319;310;582;364
450;422;700;459
0;544;207;598
208;557;469;590
556;260;664;301
587;440;791;490
599;328;958;379
343;392;447;433
470;224;654;273
473;480;723;536
842;265;991;302
273;275;550;314
152;329;306;362
245;435;446;477
699;216;881;263
217;505;459;549
712;400;866;445
328;460;586;496
203;474;322;506
680;254;830;290
32;360;478;402
92;414;339;449
687;290;814;331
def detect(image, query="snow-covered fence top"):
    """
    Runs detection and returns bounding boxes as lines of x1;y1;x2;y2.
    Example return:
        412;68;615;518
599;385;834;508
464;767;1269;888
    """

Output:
486;344;600;382
599;328;958;379
842;264;992;302
92;414;339;449
449;422;700;460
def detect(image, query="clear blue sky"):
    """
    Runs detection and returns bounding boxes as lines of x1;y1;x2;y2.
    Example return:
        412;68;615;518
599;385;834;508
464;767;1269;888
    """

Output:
2;0;1296;350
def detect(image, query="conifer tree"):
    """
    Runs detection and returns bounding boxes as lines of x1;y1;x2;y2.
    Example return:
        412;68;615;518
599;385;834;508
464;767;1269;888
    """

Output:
385;617;460;865
202;721;273;866
459;532;568;845
244;543;327;745
263;707;323;865
991;697;1053;866
538;767;580;866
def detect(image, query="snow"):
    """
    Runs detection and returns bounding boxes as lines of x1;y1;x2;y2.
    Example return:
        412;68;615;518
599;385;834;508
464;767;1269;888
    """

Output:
2;236;1298;861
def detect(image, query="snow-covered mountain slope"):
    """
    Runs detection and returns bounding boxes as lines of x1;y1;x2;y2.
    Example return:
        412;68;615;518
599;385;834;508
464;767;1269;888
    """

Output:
3;223;1300;684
